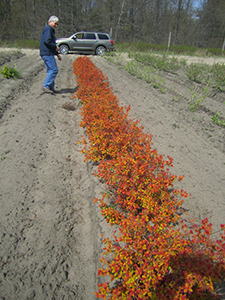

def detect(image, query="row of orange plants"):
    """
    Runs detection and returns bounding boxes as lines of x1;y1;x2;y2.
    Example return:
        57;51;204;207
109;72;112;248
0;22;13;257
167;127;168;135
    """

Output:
72;56;225;300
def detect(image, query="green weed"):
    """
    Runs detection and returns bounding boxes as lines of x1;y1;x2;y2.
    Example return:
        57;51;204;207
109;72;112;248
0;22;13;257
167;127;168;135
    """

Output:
186;62;225;91
211;111;225;127
125;60;139;76
185;63;209;84
210;63;225;91
188;86;208;112
0;156;6;162
172;95;182;102
0;64;22;79
125;59;166;91
152;75;165;89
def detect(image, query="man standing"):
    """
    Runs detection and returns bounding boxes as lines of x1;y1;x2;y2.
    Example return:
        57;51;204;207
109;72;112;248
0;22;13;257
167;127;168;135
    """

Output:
40;15;62;93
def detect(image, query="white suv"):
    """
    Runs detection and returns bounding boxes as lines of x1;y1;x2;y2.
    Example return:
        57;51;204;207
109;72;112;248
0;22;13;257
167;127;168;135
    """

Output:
56;31;114;55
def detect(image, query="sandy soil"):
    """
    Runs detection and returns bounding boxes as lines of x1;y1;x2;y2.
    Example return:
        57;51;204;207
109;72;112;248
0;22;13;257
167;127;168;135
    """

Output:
0;48;224;299
92;53;225;231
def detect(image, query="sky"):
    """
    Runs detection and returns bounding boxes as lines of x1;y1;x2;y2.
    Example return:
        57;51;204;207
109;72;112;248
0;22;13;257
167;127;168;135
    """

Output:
193;0;202;9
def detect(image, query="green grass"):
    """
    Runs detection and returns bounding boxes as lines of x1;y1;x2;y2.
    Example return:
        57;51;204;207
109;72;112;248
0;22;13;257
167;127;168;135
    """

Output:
0;39;39;49
114;42;225;56
1;39;224;56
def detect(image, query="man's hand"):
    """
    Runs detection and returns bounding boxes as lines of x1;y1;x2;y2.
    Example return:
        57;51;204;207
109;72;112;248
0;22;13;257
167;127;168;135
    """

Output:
56;46;62;60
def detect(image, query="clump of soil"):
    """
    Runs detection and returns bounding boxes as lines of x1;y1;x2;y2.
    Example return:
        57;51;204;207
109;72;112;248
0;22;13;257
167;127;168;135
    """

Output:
62;101;77;111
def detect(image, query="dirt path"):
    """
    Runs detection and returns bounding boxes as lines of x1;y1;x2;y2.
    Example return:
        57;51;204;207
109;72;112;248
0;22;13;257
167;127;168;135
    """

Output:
0;49;224;299
0;50;107;299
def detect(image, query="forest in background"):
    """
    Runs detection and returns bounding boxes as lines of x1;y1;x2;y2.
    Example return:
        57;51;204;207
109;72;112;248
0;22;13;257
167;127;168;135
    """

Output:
1;0;225;49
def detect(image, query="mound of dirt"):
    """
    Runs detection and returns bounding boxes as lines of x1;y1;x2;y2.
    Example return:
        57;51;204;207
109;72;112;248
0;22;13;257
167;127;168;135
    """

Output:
0;49;25;66
0;49;44;118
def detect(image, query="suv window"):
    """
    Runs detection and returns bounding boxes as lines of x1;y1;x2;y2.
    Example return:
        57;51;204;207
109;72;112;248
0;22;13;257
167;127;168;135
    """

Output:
86;33;96;39
75;33;83;39
98;34;109;40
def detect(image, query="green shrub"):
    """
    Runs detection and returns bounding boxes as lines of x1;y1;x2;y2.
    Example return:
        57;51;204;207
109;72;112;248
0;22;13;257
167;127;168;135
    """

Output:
207;47;224;56
0;64;22;79
185;63;210;84
169;44;198;54
185;62;225;91
211;63;225;91
130;52;182;73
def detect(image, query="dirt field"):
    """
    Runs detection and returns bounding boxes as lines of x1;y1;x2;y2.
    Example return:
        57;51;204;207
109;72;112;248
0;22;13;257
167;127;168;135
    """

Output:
0;48;224;299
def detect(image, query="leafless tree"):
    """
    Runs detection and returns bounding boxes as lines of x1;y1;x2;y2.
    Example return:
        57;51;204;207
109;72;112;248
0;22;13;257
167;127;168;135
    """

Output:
0;0;225;49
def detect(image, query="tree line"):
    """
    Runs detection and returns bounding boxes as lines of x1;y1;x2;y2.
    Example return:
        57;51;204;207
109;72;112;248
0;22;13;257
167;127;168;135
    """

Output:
1;0;225;49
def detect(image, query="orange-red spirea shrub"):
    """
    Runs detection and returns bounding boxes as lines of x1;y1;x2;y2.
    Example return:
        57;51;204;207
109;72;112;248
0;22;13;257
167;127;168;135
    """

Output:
72;56;225;300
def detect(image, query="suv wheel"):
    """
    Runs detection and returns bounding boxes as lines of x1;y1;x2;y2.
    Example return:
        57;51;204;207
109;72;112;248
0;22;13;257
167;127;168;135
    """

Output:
59;44;69;54
95;46;106;56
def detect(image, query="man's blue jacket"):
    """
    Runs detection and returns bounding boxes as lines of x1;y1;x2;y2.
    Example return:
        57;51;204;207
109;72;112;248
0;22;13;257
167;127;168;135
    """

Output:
40;24;58;56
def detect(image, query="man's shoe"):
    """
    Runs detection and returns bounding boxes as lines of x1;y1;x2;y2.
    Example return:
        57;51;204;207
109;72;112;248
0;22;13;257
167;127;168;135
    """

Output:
42;87;53;94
